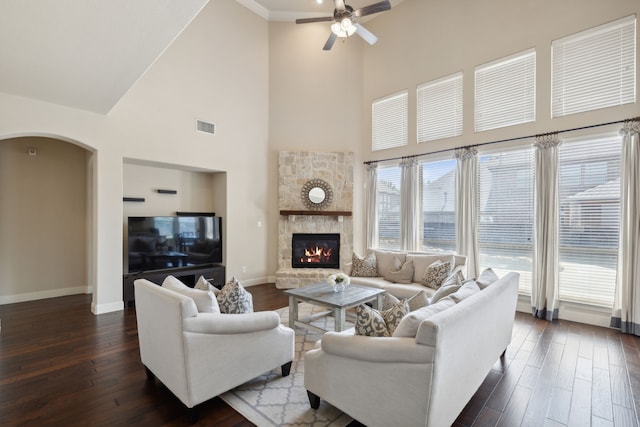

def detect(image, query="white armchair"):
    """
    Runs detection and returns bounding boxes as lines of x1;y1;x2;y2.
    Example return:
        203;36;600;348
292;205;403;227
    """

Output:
134;279;295;421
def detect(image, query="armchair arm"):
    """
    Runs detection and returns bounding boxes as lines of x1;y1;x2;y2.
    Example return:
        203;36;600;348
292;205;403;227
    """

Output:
183;311;281;334
319;331;434;364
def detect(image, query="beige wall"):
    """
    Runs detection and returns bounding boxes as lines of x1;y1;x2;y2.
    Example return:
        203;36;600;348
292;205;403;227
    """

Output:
360;0;640;162
0;0;269;312
0;137;88;302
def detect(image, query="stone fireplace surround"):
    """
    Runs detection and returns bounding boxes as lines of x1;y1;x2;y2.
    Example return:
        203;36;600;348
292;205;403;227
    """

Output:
276;151;353;289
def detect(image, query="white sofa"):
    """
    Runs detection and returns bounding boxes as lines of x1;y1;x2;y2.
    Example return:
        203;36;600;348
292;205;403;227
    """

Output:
134;279;295;419
345;249;468;299
304;271;519;427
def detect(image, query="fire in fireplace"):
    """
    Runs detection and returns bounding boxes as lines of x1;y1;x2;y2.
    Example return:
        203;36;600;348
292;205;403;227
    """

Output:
291;233;340;269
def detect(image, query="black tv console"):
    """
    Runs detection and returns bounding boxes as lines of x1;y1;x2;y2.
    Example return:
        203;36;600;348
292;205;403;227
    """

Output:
123;264;225;307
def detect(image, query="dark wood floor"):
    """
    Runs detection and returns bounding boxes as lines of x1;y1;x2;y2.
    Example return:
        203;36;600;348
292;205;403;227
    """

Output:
0;284;638;427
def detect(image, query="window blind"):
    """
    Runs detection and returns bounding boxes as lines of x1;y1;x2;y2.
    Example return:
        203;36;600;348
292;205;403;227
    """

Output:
552;15;636;118
372;91;408;151
477;147;535;294
558;133;621;307
475;49;536;132
376;165;402;250
421;158;457;252
417;72;463;143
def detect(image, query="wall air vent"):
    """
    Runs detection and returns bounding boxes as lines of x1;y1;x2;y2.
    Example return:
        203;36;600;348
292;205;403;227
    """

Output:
196;120;215;135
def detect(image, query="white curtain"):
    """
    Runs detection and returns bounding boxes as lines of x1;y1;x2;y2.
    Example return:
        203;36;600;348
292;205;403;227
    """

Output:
364;162;379;250
454;147;479;278
611;119;640;336
532;134;561;321
400;157;421;251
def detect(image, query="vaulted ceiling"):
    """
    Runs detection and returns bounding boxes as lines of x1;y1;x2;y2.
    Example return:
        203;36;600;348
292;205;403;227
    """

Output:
0;0;402;114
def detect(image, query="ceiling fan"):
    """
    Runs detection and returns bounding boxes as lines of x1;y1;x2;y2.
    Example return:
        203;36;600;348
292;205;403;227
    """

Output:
296;0;391;51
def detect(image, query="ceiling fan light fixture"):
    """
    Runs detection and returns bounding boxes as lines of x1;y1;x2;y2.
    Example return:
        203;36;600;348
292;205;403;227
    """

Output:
331;18;356;37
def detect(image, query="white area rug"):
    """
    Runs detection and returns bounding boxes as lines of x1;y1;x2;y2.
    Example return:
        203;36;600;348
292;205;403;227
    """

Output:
220;303;354;427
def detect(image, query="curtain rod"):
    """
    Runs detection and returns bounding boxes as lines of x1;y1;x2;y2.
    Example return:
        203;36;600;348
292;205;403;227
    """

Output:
363;116;640;165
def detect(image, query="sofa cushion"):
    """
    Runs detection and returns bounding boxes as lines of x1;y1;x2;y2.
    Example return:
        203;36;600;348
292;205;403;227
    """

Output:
372;249;406;277
383;258;414;284
392;297;456;338
407;254;455;284
355;300;409;337
476;268;500;289
383;290;430;312
430;271;463;304
162;275;220;314
450;280;481;303
351;252;378;277
421;260;451;289
217;277;253;314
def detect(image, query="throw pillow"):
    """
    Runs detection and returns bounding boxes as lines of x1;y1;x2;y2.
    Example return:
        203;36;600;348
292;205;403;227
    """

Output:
217;277;253;314
407;254;456;284
392;297;457;338
421;260;451;289
382;290;429;312
383;258;414;284
476;268;500;289
162;275;220;314
450;280;481;303
355;300;409;337
430;271;463;304
194;275;219;294
351;252;378;277
372;249;406;277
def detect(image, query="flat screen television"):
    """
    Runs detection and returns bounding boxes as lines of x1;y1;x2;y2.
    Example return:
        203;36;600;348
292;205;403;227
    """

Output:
126;215;222;273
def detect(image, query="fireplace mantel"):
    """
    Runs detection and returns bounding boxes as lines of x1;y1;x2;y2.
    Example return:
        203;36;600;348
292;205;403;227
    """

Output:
279;210;352;217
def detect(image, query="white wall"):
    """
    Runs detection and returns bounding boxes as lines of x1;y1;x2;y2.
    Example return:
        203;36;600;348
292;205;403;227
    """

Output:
0;0;269;313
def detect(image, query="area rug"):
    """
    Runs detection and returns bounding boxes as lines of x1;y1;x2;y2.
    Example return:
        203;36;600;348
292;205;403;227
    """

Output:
220;303;354;427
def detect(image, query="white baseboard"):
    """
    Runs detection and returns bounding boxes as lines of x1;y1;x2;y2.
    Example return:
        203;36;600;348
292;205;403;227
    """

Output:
241;276;275;287
92;300;124;314
0;286;90;305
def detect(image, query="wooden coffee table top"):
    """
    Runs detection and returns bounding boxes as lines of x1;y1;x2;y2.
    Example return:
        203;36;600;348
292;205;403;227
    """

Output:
285;283;385;309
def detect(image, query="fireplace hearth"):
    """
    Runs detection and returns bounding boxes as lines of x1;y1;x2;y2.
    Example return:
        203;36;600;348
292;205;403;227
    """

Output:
291;233;340;269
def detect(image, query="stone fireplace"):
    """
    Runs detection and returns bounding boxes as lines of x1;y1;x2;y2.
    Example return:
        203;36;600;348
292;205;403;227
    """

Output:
276;151;353;288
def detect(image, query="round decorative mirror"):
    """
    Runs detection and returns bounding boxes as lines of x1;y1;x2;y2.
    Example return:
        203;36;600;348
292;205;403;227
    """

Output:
301;179;333;210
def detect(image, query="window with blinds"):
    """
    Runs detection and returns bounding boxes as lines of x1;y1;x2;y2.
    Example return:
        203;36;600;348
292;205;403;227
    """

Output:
376;165;402;250
417;72;463;143
558;133;621;307
552;15;636;118
372;91;408;151
477;148;535;294
421;158;457;252
475;49;536;132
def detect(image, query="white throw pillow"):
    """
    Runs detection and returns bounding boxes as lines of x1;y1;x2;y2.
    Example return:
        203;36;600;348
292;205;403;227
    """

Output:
430;271;463;304
407;254;455;284
450;280;481;303
383;290;429;312
162;275;220;313
476;268;500;289
194;275;219;294
372;249;406;277
383;258;414;284
392;297;456;338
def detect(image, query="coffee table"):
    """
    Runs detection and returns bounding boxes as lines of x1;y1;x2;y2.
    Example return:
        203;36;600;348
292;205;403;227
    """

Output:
285;283;385;333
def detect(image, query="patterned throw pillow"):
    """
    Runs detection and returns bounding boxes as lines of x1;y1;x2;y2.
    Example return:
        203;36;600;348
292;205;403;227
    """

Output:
383;290;429;312
421;260;451;289
355;300;409;337
216;277;253;314
351;252;378;277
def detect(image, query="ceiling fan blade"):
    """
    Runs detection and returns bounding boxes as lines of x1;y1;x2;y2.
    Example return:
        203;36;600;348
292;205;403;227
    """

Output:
323;33;338;51
335;0;346;12
354;23;378;45
296;16;334;24
354;0;391;18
